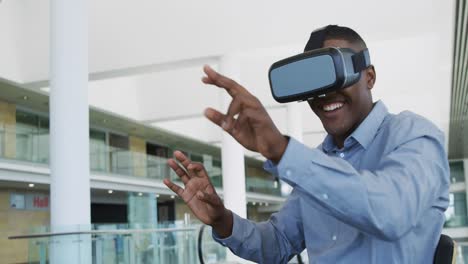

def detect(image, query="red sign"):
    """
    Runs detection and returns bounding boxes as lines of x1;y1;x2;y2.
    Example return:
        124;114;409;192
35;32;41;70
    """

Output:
33;196;49;208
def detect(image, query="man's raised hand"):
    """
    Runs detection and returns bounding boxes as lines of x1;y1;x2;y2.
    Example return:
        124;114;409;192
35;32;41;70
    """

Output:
202;65;288;163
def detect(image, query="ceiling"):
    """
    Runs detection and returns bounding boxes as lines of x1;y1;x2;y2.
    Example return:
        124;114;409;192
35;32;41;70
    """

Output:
0;0;459;157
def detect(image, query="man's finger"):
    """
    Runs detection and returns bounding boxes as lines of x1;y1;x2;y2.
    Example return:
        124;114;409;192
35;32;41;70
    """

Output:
167;159;190;184
204;107;225;128
163;178;184;197
187;163;209;178
232;113;248;136
202;65;242;97
174;151;193;172
224;98;242;132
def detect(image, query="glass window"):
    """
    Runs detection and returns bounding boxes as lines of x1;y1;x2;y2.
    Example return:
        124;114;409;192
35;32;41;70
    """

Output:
190;153;203;163
456;245;468;264
210;159;222;187
450;161;465;183
109;133;131;175
146;143;168;158
445;192;467;228
15;110;49;163
37;116;49;163
146;143;170;179
90;129;108;172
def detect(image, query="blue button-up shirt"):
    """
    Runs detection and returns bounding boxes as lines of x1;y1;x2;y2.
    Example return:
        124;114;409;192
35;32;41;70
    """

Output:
214;101;450;263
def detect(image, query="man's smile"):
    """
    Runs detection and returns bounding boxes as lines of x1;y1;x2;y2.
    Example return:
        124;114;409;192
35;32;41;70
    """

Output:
322;102;344;112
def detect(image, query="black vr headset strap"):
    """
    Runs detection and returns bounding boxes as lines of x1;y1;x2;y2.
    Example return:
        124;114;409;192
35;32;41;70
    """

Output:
352;49;371;72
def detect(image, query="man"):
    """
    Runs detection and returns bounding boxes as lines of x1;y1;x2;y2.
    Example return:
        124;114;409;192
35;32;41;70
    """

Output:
164;25;450;263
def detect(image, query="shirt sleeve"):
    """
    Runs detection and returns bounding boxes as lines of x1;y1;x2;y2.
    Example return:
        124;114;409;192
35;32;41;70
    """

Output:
212;190;305;264
264;135;449;241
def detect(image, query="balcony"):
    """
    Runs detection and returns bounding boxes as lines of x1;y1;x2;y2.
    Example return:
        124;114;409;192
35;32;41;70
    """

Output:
0;126;283;197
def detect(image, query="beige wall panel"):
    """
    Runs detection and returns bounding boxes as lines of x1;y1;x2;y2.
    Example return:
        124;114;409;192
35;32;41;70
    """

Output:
0;190;50;263
0;101;16;158
129;136;147;177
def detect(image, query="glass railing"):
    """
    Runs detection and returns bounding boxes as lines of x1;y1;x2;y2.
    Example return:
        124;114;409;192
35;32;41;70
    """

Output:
147;154;172;180
444;215;468;228
10;222;227;264
0;128;284;196
455;243;468;264
246;176;282;196
0;128;50;164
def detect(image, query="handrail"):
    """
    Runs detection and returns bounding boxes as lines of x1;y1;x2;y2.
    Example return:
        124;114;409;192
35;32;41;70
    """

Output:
198;225;206;264
8;226;198;240
196;224;304;264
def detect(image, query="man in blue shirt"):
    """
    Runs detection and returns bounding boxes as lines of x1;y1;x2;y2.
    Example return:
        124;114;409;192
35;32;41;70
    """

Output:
164;25;450;263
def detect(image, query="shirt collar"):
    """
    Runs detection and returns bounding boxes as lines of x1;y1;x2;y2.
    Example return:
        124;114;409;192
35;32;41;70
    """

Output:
322;100;388;152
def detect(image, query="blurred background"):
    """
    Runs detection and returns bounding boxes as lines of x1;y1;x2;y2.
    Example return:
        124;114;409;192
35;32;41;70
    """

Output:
0;0;466;263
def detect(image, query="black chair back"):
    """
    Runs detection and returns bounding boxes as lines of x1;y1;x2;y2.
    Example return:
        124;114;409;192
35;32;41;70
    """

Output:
434;234;456;264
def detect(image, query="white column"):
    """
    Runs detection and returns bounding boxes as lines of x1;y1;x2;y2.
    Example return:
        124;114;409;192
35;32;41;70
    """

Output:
219;54;247;218
219;54;251;263
287;103;303;142
281;103;304;196
50;0;91;263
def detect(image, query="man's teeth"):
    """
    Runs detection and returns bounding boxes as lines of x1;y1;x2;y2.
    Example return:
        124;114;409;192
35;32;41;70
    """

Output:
323;102;344;112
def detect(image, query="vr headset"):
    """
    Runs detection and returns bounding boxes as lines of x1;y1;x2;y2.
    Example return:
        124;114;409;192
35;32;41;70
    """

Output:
268;25;371;103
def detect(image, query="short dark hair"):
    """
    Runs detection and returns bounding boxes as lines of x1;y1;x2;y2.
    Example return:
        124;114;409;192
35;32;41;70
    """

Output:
304;25;367;52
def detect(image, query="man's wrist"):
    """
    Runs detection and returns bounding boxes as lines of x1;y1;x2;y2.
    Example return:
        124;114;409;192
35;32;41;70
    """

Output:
211;209;233;238
270;135;290;164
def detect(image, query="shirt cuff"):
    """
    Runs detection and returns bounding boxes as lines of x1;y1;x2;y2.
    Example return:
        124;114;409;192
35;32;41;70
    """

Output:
212;212;247;249
264;137;315;187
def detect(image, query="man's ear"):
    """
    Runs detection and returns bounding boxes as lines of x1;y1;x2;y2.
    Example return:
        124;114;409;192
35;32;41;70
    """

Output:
366;65;376;90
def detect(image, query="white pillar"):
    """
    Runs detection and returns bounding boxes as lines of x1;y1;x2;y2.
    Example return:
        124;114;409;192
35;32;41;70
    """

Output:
287;103;303;142
219;54;250;263
281;103;304;196
219;54;247;218
50;0;91;263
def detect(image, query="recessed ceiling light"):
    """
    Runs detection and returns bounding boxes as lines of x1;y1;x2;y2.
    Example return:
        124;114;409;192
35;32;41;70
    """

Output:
170;195;175;199
28;183;35;188
156;194;160;198
252;202;256;206
138;192;143;196
108;190;113;194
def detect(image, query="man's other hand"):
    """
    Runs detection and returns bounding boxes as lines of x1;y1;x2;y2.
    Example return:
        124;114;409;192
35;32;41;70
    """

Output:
164;150;233;237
